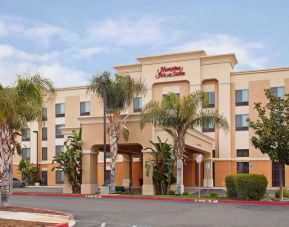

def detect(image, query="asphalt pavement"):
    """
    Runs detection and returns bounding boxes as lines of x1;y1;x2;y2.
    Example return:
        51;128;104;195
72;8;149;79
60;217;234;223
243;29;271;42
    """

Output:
11;195;289;227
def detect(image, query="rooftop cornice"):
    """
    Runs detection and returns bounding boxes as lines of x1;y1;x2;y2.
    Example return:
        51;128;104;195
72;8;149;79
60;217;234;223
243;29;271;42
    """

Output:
113;63;142;72
200;53;238;68
136;50;207;64
231;66;289;76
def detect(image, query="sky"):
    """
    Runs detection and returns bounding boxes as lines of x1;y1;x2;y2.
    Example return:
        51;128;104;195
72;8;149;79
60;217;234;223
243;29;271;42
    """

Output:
0;0;289;87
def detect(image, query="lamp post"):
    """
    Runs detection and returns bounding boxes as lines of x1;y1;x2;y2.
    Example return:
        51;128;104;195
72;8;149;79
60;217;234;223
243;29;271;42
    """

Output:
94;76;107;185
33;130;39;183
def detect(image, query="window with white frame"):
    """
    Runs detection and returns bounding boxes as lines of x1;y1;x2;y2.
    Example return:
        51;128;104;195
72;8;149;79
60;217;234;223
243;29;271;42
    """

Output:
55;103;65;117
235;114;249;131
235;89;249;106
80;101;90;116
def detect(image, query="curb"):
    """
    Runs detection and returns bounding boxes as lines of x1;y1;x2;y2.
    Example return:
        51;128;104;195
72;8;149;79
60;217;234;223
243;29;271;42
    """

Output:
12;192;289;207
10;205;74;227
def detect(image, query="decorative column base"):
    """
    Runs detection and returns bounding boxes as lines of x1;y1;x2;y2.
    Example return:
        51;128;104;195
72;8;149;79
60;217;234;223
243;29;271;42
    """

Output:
63;184;73;194
203;179;214;188
81;184;98;194
142;184;155;195
170;184;184;194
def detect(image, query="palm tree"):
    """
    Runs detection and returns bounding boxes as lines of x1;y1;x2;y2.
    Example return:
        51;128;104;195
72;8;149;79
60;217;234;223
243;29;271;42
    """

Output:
88;72;146;193
0;74;55;207
140;91;229;195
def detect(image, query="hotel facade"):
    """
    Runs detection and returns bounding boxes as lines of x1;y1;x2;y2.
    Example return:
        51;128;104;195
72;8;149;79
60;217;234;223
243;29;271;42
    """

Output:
13;50;289;194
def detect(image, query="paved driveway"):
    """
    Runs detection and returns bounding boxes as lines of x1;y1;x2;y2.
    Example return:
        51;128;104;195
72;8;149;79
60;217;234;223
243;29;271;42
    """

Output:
12;195;289;227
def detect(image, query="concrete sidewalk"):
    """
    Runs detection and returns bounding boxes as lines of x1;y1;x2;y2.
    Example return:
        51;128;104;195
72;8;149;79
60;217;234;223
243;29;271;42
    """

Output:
0;210;75;226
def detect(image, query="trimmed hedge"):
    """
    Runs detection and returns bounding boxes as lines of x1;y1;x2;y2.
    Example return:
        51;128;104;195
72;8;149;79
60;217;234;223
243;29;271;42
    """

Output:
225;174;268;201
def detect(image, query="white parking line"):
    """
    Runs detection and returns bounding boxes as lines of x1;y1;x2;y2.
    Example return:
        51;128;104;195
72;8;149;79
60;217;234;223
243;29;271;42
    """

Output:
100;223;106;227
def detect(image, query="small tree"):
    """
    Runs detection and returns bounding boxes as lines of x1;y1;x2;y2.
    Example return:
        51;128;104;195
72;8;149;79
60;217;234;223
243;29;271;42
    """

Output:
145;137;176;195
248;89;289;201
52;130;82;193
17;160;38;185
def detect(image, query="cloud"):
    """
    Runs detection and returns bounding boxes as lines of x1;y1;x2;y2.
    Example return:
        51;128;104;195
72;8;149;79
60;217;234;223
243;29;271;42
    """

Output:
0;61;87;87
70;47;108;59
0;16;79;44
87;16;181;46
169;34;268;68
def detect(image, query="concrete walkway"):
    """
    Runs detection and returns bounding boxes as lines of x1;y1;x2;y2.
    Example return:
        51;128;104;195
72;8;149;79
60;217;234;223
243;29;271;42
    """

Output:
0;210;75;226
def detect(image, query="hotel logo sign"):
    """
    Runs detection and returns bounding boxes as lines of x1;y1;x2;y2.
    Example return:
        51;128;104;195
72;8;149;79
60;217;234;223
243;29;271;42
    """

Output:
155;66;185;79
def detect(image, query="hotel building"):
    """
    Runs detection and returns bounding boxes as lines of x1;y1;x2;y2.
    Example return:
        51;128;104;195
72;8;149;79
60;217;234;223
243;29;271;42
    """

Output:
13;50;289;194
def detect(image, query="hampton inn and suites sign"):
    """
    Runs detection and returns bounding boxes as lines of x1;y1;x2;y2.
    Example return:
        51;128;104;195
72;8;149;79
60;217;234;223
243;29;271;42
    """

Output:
155;66;185;79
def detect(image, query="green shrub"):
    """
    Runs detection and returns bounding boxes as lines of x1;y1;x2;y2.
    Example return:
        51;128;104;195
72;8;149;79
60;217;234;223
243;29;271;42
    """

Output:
225;175;237;199
168;190;175;195
225;174;268;201
275;188;289;198
209;192;218;197
182;192;189;196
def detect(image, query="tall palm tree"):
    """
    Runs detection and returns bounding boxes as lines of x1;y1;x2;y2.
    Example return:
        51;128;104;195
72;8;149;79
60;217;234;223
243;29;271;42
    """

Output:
0;75;55;207
140;91;229;195
88;72;145;193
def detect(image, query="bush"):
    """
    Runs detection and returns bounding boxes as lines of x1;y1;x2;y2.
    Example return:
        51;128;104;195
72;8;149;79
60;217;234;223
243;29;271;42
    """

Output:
210;192;218;197
225;175;237;198
182;192;189;196
225;174;268;201
168;190;175;195
275;188;289;198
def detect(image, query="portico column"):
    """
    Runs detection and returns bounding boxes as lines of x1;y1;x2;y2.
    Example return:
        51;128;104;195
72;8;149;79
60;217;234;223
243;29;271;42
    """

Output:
121;154;132;189
142;149;155;195
81;149;99;194
203;159;214;187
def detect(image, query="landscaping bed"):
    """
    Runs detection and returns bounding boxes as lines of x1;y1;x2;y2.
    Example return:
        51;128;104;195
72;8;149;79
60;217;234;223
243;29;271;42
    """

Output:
0;206;63;215
0;218;55;227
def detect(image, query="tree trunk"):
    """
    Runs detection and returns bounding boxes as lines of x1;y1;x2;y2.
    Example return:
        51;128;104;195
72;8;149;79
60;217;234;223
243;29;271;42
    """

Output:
279;163;283;201
0;123;13;208
109;123;119;194
175;136;185;195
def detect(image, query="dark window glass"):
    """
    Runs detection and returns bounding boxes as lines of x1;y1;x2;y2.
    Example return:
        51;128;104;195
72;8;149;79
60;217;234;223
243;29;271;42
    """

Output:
271;87;284;99
22;128;30;141
235;90;249;106
22;148;31;161
212;150;216;158
163;93;180;98
80;101;90;116
237;162;249;174
55;103;65;117
55;170;64;184
42;147;48;161
204;92;215;108
41;171;47;186
202;121;215;132
133;97;142;112
235;114;249;131
42;127;47;141
42;108;47;121
55;124;65;138
237;149;249;157
272;162;285;187
55;145;64;156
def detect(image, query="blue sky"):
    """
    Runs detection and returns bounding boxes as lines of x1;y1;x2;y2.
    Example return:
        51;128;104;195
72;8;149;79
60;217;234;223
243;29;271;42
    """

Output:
0;0;289;87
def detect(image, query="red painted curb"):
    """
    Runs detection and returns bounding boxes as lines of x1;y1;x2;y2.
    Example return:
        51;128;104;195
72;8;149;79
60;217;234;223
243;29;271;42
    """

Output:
12;191;289;206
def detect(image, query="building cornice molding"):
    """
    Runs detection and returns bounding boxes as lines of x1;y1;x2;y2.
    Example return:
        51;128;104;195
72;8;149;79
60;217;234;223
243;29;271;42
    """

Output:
231;66;289;76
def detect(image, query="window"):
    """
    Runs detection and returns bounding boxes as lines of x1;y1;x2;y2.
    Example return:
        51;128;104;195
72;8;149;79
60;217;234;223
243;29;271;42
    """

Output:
55;145;64;156
235;114;249;131
235;89;249;106
80;101;90;116
271;87;284;99
272;162;285;187
133;97;142;112
55;124;65;138
41;171;47;186
237;149;249;157
163;93;180;98
202;121;214;132
22;148;31;161
212;150;216;158
55;170;64;184
55;103;65;117
204;92;215;108
237;162;249;174
42;127;47;141
42;108;47;121
22;128;30;141
42;147;48;161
